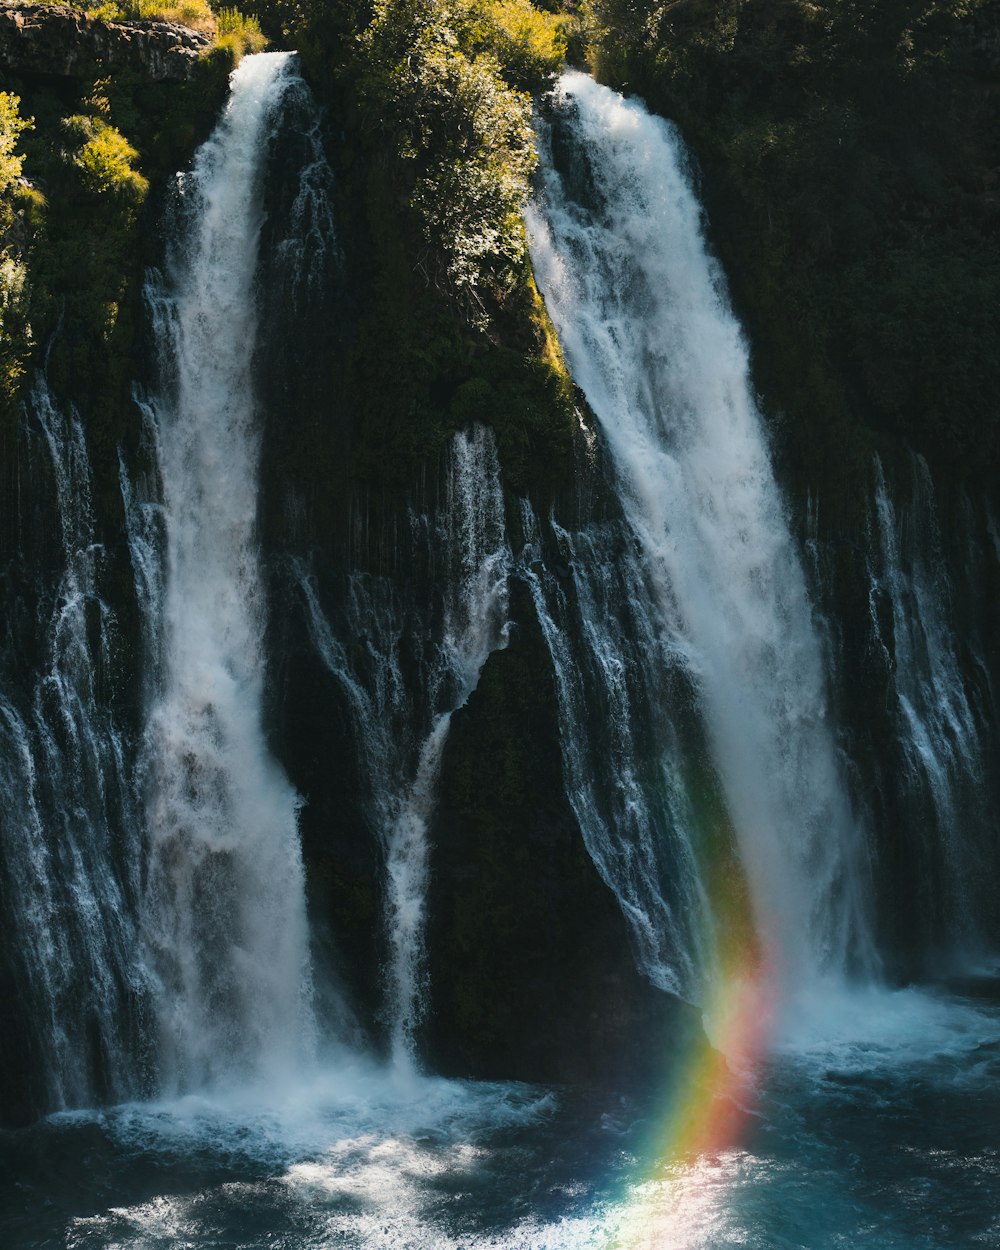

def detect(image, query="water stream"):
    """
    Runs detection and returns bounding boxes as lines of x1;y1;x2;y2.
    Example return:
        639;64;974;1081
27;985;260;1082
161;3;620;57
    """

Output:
526;71;877;995
0;60;997;1250
139;51;315;1092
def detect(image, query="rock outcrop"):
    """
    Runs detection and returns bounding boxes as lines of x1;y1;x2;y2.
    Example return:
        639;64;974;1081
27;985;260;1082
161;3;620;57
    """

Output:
0;3;211;81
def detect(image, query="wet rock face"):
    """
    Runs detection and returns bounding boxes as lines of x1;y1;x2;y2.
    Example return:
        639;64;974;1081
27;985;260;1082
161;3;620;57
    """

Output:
0;4;211;81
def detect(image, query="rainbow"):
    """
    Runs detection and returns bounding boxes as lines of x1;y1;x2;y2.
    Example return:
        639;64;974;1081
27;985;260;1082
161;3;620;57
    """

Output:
603;828;777;1248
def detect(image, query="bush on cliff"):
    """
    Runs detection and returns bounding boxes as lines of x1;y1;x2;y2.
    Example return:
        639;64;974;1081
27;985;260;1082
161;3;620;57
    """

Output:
351;0;561;319
0;93;34;407
63;113;149;202
0;93;31;202
255;0;578;499
215;6;268;56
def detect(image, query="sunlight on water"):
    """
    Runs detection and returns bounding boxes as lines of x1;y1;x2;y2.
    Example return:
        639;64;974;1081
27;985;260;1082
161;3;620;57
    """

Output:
15;983;989;1250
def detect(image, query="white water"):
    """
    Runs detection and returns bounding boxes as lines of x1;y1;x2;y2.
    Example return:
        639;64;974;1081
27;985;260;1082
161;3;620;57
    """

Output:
40;978;1000;1250
868;456;994;954
300;426;510;1068
140;53;314;1091
519;502;712;998
527;73;876;991
0;379;145;1107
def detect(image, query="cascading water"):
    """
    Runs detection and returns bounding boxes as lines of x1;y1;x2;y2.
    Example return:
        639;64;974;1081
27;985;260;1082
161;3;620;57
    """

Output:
867;455;998;958
298;425;510;1068
0;380;146;1110
527;72;877;992
3;46;1000;1250
518;503;714;999
138;52;314;1091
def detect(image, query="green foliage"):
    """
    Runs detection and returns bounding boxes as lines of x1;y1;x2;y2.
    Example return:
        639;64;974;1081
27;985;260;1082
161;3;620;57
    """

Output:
0;45;227;440
0;93;32;202
355;0;550;319
0;250;31;406
216;7;269;55
119;0;216;28
63;114;149;202
0;94;34;406
79;0;269;55
408;50;535;302
84;1;128;21
455;0;566;88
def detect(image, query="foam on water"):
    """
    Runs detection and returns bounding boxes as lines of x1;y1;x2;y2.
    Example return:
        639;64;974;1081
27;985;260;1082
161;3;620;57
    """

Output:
776;981;1000;1080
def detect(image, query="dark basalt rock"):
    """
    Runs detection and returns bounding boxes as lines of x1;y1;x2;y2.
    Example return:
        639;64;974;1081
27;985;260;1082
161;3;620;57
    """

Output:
0;3;211;82
423;578;702;1089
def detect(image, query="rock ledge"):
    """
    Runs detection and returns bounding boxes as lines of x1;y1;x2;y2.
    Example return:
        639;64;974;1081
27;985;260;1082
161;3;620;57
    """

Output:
0;3;212;81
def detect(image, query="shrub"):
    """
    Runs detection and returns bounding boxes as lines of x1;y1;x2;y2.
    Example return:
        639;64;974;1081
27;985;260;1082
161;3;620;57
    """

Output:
356;0;546;318
0;93;31;201
216;7;269;56
455;0;566;89
63;115;150;203
407;48;536;296
0;95;33;405
84;2;126;23
125;0;216;30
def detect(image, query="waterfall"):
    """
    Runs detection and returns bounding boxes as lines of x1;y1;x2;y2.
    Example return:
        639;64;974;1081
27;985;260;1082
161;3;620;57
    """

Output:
138;53;314;1091
299;426;510;1069
527;72;876;990
867;456;998;959
0;379;146;1110
518;504;715;999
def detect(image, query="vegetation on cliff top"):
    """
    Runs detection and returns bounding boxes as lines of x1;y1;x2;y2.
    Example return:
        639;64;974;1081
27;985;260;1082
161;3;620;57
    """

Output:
251;0;578;503
0;92;33;406
59;0;270;59
0;20;233;563
347;0;564;317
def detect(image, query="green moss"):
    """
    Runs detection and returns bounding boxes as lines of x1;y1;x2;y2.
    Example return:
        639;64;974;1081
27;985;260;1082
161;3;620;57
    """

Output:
0;50;230;554
0;95;34;408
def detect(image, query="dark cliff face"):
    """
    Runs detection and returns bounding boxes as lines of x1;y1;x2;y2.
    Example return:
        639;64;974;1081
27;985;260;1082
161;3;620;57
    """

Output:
424;577;700;1089
0;5;211;82
250;73;695;1079
581;0;1000;978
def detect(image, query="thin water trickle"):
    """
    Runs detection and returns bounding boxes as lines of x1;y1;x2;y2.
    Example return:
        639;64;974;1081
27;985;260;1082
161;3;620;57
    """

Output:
518;501;712;999
0;378;146;1110
868;455;995;956
299;425;510;1070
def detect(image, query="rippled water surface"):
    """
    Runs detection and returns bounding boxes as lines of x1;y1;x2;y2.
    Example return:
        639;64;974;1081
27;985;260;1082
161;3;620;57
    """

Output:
2;985;999;1249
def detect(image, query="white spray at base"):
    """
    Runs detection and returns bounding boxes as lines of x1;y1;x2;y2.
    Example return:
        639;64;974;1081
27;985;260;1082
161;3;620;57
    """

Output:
300;425;510;1071
139;53;314;1092
527;73;877;996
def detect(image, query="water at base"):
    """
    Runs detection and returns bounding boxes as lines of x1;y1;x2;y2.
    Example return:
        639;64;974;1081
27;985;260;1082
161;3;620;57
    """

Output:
2;983;999;1248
